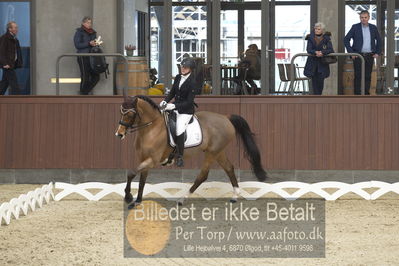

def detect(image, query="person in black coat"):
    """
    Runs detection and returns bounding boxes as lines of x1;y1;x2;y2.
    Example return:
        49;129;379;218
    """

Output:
0;21;23;95
304;22;334;95
159;58;198;167
73;16;99;95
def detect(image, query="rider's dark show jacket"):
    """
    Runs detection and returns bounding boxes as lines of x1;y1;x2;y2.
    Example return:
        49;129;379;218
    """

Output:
164;74;196;114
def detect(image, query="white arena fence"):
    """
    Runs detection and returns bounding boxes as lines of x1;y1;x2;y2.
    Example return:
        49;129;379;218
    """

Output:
2;181;399;226
0;183;54;227
54;181;399;202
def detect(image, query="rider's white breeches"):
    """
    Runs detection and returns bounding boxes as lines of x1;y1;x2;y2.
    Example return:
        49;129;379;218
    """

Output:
175;110;193;136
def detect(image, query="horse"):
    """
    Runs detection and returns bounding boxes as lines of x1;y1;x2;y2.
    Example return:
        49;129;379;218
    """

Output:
115;95;268;208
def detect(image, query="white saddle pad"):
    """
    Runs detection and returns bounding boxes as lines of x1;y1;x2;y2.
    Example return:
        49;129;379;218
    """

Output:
168;115;203;148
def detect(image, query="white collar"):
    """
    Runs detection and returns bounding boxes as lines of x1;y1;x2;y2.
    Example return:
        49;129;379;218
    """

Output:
181;72;191;79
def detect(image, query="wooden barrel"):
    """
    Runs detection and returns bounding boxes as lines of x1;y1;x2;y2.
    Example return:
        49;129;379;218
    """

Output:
370;66;377;95
342;58;377;95
116;57;149;96
343;59;355;95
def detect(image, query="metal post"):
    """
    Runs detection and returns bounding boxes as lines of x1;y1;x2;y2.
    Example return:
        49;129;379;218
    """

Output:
56;53;128;96
289;53;365;95
237;8;245;59
337;0;346;95
386;0;395;93
163;0;173;93
310;0;318;29
211;0;221;95
261;0;269;95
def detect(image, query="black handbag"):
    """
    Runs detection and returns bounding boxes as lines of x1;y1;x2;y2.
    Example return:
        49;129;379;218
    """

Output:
321;55;337;65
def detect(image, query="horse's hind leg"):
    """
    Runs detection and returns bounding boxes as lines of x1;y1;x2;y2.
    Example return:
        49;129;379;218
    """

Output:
178;153;214;205
217;152;240;203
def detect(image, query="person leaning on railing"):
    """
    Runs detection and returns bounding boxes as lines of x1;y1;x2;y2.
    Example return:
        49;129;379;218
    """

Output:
303;22;334;95
73;16;99;95
344;10;381;95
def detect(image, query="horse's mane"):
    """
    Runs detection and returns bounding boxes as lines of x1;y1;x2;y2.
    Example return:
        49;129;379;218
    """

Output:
122;95;160;113
136;95;160;111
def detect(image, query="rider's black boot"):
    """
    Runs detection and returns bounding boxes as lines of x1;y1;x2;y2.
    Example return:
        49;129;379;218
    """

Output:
175;134;185;167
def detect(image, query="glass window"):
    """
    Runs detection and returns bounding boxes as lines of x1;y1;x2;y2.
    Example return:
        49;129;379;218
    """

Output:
275;5;310;92
150;6;161;73
244;10;261;53
221;10;238;66
172;5;207;76
172;0;206;2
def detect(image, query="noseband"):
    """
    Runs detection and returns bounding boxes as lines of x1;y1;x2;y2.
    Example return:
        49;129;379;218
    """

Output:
119;106;154;133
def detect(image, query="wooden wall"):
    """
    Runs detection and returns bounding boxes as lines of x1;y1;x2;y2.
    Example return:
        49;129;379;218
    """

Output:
1;96;399;170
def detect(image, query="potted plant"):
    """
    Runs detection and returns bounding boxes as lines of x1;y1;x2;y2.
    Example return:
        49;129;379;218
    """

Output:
125;44;136;56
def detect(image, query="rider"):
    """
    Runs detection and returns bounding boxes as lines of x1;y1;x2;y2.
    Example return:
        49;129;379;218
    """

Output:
159;57;197;167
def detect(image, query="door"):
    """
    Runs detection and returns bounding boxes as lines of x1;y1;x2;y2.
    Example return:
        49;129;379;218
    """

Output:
220;0;272;94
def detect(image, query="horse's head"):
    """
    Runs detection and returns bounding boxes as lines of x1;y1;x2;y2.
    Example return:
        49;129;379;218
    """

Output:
115;95;161;140
115;97;139;139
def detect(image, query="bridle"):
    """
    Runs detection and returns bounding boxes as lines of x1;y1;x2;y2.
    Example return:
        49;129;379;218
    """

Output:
119;106;154;134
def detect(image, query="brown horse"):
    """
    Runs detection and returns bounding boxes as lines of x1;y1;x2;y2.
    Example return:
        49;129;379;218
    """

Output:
115;95;267;208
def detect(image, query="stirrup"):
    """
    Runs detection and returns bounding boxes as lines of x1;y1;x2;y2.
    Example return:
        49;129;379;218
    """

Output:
176;156;184;167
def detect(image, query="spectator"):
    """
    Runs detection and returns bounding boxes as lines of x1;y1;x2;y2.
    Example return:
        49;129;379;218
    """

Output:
344;10;381;95
74;16;99;95
304;22;334;95
237;44;261;95
0;21;22;95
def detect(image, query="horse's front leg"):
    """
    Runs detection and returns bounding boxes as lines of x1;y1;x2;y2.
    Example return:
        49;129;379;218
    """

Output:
124;170;136;203
124;158;154;206
128;170;148;209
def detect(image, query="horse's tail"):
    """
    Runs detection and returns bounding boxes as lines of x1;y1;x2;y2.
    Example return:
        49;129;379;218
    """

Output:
229;114;268;182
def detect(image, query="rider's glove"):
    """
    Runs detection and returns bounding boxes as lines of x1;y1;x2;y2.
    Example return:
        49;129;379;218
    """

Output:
159;101;167;109
164;104;176;111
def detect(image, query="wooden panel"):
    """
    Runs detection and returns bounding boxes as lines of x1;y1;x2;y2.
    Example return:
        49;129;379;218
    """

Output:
1;96;399;170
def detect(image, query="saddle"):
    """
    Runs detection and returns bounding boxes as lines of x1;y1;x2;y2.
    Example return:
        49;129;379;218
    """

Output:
161;110;203;166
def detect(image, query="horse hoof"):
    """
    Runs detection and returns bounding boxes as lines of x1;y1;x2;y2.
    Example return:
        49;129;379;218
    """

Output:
127;201;141;209
177;199;184;206
230;198;237;204
124;193;133;204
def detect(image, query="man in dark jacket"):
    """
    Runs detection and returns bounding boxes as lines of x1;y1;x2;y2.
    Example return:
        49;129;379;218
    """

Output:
0;21;22;95
344;10;381;95
159;58;197;167
74;16;99;95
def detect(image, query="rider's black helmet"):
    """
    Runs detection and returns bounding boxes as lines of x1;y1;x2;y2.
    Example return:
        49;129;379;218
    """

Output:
181;58;196;69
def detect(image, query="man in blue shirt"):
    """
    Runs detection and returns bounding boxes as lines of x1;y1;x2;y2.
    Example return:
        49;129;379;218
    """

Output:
344;10;381;95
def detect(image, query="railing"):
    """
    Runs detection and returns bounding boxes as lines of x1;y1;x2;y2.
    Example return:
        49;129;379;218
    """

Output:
289;53;365;95
55;53;128;96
